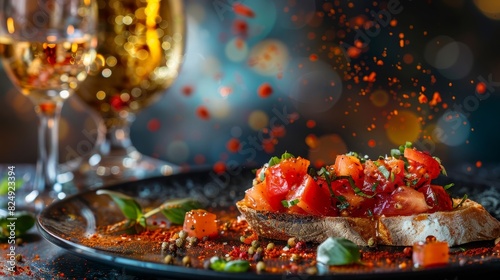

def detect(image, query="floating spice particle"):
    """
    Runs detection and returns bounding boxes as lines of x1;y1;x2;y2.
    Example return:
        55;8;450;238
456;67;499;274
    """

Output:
181;85;193;96
147;118;160;132
232;19;248;36
226;138;241;153
233;3;255;18
257;82;273;98
213;161;226;174
196;106;210;120
476;82;487;94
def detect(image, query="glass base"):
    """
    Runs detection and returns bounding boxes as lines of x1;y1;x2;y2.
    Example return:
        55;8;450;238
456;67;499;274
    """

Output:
67;151;181;189
0;164;78;213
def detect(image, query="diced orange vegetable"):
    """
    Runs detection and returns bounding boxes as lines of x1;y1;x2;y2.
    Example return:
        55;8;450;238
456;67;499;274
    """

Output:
183;209;218;239
334;155;364;186
412;239;449;267
242;181;273;211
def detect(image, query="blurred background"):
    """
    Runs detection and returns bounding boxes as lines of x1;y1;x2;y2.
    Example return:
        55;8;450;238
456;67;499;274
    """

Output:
1;0;500;175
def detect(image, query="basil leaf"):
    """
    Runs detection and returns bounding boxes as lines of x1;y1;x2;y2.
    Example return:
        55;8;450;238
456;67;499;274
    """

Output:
443;183;454;190
209;257;227;271
281;152;294;160
268;156;281;166
224;260;250;272
377;164;391;179
160;198;202;224
281;199;299;208
390;148;401;158
317;237;361;266
96;190;143;221
0;211;35;239
209;257;250;273
338;176;375;198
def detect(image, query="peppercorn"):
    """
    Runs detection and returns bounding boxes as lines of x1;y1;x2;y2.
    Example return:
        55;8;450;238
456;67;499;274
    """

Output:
182;256;191;267
164;254;173;264
178;230;188;240
256;261;266;273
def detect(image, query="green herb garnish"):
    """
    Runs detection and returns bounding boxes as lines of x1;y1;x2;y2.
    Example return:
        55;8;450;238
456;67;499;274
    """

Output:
316;237;361;266
0;211;35;240
209;257;250;273
97;190;201;234
268;151;295;167
281;199;300;208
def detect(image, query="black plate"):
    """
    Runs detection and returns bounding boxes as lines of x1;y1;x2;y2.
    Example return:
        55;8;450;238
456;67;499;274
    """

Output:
37;168;500;280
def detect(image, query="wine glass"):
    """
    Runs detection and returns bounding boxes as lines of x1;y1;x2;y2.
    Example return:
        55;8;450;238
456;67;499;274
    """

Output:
0;0;98;211
72;0;185;187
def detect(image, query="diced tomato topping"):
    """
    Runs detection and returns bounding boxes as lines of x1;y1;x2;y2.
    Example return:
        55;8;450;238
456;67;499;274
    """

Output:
330;178;375;217
373;186;429;217
334;155;364;187
363;158;405;194
285;176;337;216
264;157;310;211
404;148;441;180
418;185;453;212
243;180;272;211
244;144;451;218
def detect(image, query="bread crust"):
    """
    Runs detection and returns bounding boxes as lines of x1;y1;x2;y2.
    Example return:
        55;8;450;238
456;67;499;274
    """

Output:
236;199;500;246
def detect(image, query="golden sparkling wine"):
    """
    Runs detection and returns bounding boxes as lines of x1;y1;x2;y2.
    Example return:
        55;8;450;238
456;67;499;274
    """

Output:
76;0;185;124
0;35;95;104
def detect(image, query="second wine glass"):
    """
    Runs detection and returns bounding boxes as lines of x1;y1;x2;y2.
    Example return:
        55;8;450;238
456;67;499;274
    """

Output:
72;0;185;187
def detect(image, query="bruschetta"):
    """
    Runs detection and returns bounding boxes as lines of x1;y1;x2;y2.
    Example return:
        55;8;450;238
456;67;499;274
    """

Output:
236;143;500;246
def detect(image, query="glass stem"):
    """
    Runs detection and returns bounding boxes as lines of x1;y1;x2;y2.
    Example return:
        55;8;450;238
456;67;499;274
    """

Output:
30;101;63;208
98;115;137;158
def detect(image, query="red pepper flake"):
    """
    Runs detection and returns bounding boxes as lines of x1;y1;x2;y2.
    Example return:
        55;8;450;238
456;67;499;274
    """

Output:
233;3;255;18
147;118;161;132
226;138;241;153
196;105;210;120
476;82;487;94
233;19;248;36
182;85;193;96
258;82;273;98
213;161;226;174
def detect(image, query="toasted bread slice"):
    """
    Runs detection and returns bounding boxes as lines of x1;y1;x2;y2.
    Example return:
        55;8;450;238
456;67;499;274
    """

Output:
236;199;500;247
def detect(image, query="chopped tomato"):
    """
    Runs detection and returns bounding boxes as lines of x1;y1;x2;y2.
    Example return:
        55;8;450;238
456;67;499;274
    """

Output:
363;158;405;194
264;157;310;211
330;178;375;217
334;155;364;187
404;148;441;179
183;209;218;239
412;240;449;267
373;186;429;217
285;176;337;216
418;185;453;212
243;181;272;211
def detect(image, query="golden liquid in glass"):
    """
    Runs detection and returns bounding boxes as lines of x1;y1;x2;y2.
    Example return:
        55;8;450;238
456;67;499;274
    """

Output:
76;0;185;124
